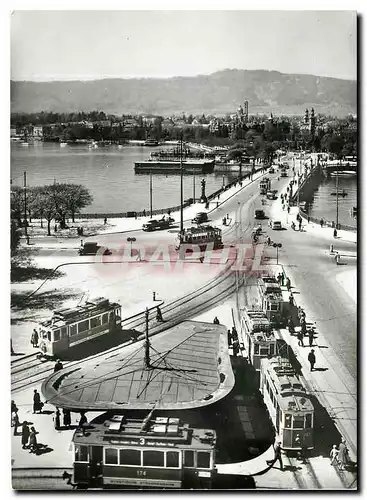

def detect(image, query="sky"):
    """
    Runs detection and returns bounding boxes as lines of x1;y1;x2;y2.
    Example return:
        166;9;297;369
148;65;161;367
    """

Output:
10;9;357;81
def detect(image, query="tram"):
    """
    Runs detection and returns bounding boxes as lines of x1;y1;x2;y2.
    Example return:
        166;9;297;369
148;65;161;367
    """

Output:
241;310;277;371
72;412;217;490
37;297;122;358
259;177;271;195
259;357;314;451
175;226;223;251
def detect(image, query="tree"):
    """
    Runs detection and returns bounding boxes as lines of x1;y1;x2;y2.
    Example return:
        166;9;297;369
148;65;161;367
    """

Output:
63;184;93;222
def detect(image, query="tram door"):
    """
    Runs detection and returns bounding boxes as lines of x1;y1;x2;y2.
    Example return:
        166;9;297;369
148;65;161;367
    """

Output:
90;446;103;486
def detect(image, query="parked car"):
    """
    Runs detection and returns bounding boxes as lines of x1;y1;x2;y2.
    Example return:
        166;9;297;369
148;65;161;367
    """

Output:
268;220;282;230
266;191;277;200
192;212;209;224
78;242;112;255
142;219;171;232
254;209;266;219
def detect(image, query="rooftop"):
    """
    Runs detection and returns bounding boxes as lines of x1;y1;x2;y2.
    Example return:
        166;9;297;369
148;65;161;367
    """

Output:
42;321;234;411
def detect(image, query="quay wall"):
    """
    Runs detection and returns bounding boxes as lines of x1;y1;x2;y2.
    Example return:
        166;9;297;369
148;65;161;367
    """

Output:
80;166;265;219
290;166;357;233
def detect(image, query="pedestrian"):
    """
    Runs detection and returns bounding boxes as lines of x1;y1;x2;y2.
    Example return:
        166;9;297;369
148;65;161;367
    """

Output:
277;273;282;285
11;400;18;415
289;293;294;306
320;218;324;228
32;329;39;348
337;439;349;470
307;215;310;224
308;328;315;347
231;326;237;338
288;318;295;335
287;206;290;214
54;224;58;232
281;273;286;286
286;277;291;291
298;221;302;231
29;426;38;454
13;410;20;436
143;209;146;217
213;316;220;325
301;320;307;337
232;339;240;357
104;217;107;225
227;330;232;346
267;441;283;471
21;421;30;449
33;389;43;414
267;236;271;246
333;228;338;238
78;412;88;436
63;409;71;428
308;349;316;371
54;408;61;430
54;359;63;373
297;330;304;347
156;306;163;322
330;445;339;466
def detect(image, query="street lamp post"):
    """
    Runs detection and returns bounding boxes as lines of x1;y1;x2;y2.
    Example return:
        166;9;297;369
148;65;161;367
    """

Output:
272;242;282;265
149;170;153;218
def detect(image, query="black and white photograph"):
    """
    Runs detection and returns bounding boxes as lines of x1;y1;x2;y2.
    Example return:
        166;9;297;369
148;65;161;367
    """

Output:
8;6;358;491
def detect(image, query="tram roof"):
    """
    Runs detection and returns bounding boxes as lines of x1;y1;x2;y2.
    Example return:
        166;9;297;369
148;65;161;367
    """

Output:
42;321;234;412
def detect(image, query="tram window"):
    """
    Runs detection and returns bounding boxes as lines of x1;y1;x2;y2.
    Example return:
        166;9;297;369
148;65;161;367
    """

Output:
78;320;90;334
109;312;116;321
119;449;141;466
184;450;194;467
260;347;269;356
115;309;119;316
293;416;304;429
305;414;312;428
284;414;292;428
102;313;108;324
70;325;77;336
105;448;118;465
270;344;275;356
61;327;67;338
75;445;89;462
197;451;210;469
53;330;60;342
166;451;179;468
90;316;101;328
143;450;164;467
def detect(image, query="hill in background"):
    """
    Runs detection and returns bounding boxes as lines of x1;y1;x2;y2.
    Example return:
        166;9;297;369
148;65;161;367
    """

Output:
11;69;356;117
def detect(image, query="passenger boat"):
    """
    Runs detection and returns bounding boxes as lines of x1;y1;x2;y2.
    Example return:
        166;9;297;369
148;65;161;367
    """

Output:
134;159;215;174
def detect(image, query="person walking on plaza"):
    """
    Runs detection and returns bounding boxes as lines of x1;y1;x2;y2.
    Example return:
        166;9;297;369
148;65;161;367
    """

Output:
54;359;63;373
13;410;20;435
156;306;163;322
297;330;304;347
288;317;295;335
29;426;39;454
63;409;71;428
213;316;220;325
286;277;291;291
31;328;39;348
308;327;315;347
11;400;18;415
21;422;30;449
330;445;339;466
277;273;282;286
308;349;316;371
54;408;61;430
320;218;324;228
231;326;237;338
337;439;349;471
33;389;43;414
227;330;232;347
267;441;283;471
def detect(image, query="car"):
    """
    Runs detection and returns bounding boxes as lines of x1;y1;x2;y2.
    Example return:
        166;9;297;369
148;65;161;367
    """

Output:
192;212;209;224
142;219;171;232
78;242;112;256
266;191;277;200
254;209;265;219
268;220;282;230
280;170;288;177
269;167;275;174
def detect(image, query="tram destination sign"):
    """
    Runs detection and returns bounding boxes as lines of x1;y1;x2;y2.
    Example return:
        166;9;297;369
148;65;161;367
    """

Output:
108;438;176;447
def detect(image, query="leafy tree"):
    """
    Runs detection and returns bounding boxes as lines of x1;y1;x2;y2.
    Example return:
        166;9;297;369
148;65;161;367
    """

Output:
63;184;94;222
